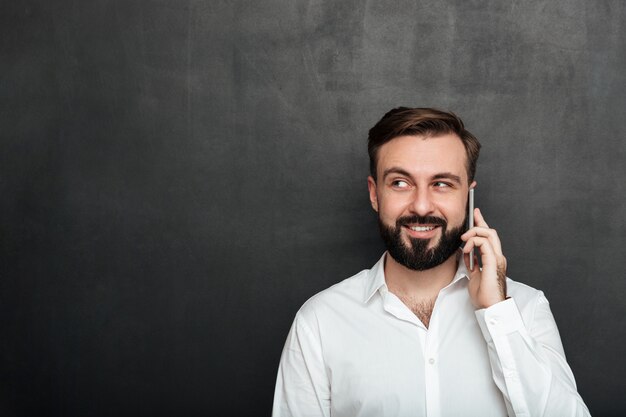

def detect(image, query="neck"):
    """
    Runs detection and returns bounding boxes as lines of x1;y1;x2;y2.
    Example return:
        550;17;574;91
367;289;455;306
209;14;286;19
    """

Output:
384;252;458;300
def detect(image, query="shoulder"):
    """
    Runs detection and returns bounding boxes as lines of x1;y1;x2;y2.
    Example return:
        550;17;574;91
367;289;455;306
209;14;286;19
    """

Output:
294;269;371;326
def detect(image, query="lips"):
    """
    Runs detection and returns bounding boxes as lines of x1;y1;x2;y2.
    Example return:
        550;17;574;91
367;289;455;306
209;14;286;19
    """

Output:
398;215;446;229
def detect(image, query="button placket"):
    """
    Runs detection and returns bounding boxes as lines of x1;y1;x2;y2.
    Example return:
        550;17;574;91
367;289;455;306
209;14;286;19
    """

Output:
423;311;441;417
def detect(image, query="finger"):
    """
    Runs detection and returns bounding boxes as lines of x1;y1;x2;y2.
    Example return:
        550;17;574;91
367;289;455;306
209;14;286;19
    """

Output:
474;208;489;228
461;226;491;240
461;226;504;257
464;236;497;262
462;238;476;253
463;251;480;272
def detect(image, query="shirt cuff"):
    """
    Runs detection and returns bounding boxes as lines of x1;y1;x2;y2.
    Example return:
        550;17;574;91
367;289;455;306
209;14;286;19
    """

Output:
474;298;526;343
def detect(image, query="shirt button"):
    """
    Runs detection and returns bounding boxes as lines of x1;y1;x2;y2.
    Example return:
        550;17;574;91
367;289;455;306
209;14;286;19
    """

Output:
489;318;498;325
428;358;435;365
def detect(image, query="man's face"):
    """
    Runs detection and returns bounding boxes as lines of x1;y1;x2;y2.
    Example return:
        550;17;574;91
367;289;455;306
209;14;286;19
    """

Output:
367;133;475;271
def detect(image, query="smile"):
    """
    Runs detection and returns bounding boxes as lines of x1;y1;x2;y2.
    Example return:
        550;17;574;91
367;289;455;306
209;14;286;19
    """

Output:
409;226;436;232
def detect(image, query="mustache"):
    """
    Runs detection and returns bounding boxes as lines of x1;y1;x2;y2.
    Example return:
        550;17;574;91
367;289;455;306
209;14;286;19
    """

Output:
396;215;447;228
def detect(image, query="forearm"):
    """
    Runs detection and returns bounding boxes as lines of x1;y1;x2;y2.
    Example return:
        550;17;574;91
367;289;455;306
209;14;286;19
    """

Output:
476;297;590;417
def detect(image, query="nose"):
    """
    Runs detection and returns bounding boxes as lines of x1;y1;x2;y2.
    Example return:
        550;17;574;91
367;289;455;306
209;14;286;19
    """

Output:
410;187;435;217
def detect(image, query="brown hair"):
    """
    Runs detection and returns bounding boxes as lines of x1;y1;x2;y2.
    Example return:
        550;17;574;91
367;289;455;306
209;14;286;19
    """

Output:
368;107;481;183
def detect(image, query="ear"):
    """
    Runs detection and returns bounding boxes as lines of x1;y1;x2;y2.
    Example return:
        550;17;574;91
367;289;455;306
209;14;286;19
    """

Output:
470;180;477;190
367;176;379;212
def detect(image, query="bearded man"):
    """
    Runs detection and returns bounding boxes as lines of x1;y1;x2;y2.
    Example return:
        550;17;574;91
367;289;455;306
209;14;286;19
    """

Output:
272;108;590;417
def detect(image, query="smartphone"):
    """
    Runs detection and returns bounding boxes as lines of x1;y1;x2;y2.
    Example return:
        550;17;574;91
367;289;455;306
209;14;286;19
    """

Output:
468;188;475;270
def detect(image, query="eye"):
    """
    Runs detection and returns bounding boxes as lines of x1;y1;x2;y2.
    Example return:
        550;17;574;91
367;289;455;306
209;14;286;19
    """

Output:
391;180;410;189
433;181;451;188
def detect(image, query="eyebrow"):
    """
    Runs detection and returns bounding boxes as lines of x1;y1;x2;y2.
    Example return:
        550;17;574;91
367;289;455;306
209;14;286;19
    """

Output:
382;167;412;180
382;167;462;185
432;172;462;185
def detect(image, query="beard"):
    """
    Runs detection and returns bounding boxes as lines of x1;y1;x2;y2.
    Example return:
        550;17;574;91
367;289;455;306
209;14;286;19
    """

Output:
378;213;466;271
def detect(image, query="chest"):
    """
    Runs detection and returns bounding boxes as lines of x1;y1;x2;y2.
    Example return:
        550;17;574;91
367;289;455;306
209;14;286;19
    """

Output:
321;294;508;417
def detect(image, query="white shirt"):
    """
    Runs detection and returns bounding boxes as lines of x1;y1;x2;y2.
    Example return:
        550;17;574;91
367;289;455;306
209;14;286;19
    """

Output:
273;252;590;417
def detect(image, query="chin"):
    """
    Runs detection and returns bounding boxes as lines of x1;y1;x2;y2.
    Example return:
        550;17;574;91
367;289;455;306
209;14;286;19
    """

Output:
403;233;439;247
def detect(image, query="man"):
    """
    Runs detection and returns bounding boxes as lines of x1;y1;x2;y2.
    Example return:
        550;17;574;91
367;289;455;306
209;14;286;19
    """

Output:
272;108;590;416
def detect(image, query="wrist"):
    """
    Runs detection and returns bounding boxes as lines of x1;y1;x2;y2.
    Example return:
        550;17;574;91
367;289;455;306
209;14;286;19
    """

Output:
476;295;507;309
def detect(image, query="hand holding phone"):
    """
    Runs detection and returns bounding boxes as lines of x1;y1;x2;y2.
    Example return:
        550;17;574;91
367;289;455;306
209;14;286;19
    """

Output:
462;196;509;308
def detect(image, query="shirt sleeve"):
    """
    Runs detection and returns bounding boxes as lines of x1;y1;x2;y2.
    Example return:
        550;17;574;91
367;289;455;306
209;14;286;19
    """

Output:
475;295;591;417
272;313;331;417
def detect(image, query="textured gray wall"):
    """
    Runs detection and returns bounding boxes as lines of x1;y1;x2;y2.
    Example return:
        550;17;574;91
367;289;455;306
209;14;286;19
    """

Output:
2;0;625;416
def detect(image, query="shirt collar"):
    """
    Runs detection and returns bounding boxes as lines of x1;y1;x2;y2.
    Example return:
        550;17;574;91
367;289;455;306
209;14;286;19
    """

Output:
363;250;470;303
363;253;388;303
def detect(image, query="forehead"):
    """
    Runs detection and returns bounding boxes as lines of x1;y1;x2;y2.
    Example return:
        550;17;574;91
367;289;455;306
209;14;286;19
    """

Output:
376;133;468;180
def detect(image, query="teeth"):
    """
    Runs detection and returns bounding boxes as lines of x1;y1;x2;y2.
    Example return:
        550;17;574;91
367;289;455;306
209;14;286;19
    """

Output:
410;226;435;232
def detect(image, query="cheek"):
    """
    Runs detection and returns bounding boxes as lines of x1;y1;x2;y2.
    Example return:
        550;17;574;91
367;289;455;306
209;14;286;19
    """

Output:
378;194;409;219
441;200;467;225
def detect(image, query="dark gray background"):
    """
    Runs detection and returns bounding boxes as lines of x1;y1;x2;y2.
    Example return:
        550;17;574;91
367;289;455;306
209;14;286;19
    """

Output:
2;0;625;416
